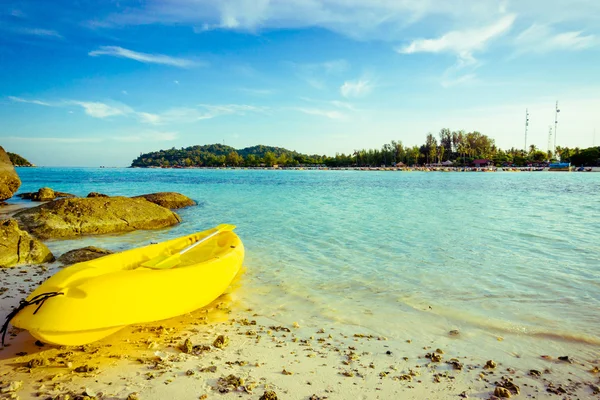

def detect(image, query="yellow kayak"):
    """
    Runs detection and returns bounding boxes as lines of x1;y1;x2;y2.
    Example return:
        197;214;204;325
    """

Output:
6;225;244;346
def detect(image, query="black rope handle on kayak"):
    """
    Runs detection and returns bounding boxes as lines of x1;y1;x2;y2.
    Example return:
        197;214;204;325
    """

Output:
1;292;63;346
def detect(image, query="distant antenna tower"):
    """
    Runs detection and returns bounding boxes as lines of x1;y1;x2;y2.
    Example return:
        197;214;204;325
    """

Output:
548;126;553;157
524;108;529;152
554;101;560;152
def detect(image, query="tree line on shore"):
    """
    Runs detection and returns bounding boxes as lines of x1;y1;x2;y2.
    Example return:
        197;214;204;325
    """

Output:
130;130;600;168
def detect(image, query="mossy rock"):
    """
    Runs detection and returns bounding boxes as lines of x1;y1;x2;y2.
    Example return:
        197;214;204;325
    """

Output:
14;197;181;239
58;246;114;266
0;146;21;201
0;219;54;267
18;187;75;201
133;192;195;209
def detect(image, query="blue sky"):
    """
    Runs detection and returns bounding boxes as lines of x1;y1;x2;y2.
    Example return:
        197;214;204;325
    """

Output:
1;0;599;166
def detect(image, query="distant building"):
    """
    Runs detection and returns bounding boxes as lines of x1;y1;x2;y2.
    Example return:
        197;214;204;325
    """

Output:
472;159;493;167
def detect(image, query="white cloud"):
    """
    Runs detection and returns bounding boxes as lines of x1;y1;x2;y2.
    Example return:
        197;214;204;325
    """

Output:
340;79;373;98
9;95;266;124
100;0;523;41
294;108;346;120
139;104;269;124
398;14;516;62
14;27;62;38
174;80;180;84
88;46;198;68
514;24;597;54
8;96;52;106
137;112;162;124
69;101;133;118
112;131;178;142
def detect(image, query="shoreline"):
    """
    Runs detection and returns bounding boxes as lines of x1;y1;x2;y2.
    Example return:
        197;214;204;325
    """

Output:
1;263;599;400
130;166;600;172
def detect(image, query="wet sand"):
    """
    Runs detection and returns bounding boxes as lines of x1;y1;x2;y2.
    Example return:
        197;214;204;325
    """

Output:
0;265;599;400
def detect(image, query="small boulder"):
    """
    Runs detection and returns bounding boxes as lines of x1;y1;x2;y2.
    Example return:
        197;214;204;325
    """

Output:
87;192;108;198
14;197;181;239
0;146;21;201
57;246;114;266
0;219;54;268
133;192;195;209
18;187;75;201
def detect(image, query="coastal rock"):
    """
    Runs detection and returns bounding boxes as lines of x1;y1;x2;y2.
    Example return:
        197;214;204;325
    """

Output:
57;246;114;266
0;219;54;268
87;192;108;198
0;146;21;201
14;197;181;239
18;187;76;201
133;192;195;209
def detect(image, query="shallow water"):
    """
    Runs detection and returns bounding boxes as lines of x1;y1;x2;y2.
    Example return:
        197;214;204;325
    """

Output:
11;168;600;351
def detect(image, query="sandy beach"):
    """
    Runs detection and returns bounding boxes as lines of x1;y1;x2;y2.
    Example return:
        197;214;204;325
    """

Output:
1;260;599;400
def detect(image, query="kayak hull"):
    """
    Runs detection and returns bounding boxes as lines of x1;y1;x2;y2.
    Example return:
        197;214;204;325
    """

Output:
11;227;244;346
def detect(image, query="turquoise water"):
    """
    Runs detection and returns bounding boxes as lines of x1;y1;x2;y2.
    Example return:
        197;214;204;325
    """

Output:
10;168;600;349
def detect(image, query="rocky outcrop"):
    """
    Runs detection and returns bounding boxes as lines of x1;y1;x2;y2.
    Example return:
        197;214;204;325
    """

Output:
57;246;114;266
18;187;76;201
0;146;21;201
87;192;108;198
133;192;195;209
0;219;54;268
14;197;181;239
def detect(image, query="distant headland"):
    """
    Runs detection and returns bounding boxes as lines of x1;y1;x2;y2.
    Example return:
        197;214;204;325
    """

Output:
7;152;34;167
131;130;600;169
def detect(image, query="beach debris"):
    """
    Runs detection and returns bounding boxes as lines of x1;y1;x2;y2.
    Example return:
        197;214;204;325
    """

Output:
589;365;599;374
494;386;512;398
213;335;229;349
308;395;328;400
435;348;444;354
425;352;442;362
293;322;300;328
558;355;572;363
269;326;291;333
126;393;140;400
529;369;542;377
0;381;23;394
26;358;48;368
495;377;520;396
589;384;600;395
447;359;463;370
385;350;392;355
237;318;256;326
199;365;217;373
181;338;194;354
394;374;412;381
484;360;497;369
216;374;244;393
74;365;97;373
459;390;468;398
259;390;278;400
282;368;293;375
546;383;568;395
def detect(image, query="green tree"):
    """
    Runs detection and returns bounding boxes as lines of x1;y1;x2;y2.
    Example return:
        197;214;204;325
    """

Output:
263;151;277;167
226;151;243;166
